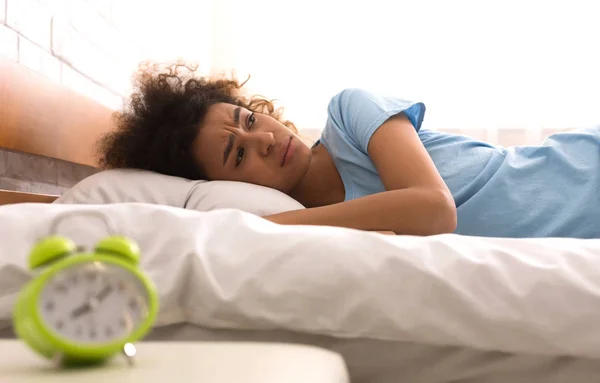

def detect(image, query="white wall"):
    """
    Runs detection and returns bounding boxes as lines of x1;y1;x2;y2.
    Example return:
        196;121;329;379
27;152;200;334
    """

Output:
209;0;600;145
3;0;599;147
0;0;213;109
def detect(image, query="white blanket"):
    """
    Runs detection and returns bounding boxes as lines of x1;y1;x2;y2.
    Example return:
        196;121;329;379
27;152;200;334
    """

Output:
1;202;600;362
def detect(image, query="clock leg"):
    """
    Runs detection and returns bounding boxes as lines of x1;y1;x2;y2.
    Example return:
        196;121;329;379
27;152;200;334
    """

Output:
122;343;137;366
51;352;64;367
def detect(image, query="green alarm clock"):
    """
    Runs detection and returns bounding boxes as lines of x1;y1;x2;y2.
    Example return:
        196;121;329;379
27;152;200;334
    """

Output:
13;226;159;367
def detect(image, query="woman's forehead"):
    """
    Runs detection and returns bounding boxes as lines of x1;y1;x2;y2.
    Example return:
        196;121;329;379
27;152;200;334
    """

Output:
204;103;238;127
195;104;236;162
193;122;229;176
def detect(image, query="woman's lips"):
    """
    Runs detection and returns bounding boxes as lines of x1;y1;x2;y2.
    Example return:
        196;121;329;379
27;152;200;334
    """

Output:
281;137;293;166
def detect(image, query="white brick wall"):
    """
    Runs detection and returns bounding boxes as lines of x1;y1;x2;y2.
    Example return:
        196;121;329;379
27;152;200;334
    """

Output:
82;0;113;19
0;0;5;23
0;25;17;61
66;0;133;60
6;0;53;50
56;0;138;94
61;63;122;109
52;15;127;95
0;0;142;109
1;0;213;111
18;36;62;82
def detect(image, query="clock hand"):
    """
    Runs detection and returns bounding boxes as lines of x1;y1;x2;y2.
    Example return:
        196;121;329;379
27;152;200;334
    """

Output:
71;285;113;318
70;302;92;318
71;284;114;318
95;284;113;302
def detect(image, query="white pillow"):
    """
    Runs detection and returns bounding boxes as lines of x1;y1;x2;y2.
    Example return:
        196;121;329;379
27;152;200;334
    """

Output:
185;180;305;216
55;169;304;216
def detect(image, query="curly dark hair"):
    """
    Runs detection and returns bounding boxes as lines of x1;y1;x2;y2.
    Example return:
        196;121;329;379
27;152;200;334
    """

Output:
96;62;297;180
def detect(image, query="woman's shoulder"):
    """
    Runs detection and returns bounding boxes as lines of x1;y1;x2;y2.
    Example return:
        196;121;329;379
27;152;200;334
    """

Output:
324;88;426;149
326;88;378;113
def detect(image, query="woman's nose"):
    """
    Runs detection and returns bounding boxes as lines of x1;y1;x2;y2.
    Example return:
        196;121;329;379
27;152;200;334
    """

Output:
249;131;275;155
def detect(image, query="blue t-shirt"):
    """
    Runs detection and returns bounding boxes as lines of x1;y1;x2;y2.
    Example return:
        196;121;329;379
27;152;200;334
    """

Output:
318;88;600;238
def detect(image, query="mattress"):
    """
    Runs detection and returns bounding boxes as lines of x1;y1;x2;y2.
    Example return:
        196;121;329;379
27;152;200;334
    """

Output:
2;202;600;382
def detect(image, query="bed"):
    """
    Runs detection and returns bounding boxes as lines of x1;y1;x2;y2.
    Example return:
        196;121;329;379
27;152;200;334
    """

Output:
2;57;600;383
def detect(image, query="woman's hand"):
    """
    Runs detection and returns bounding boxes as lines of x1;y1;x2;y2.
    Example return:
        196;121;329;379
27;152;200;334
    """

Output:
263;214;396;235
262;186;453;235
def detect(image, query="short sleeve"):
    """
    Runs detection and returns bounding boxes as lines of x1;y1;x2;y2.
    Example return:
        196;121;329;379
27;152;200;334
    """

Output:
326;88;426;153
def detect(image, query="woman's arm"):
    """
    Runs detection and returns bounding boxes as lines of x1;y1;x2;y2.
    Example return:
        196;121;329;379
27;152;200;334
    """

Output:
264;114;456;235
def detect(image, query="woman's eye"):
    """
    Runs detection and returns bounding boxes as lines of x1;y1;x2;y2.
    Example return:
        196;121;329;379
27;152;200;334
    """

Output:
235;147;245;167
247;113;256;129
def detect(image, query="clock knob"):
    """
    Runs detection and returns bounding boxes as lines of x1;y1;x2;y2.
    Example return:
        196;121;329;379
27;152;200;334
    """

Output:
29;236;77;269
94;236;140;265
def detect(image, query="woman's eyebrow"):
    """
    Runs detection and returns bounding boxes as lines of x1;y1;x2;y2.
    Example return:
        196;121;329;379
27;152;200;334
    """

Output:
233;106;241;126
223;134;235;166
222;107;243;166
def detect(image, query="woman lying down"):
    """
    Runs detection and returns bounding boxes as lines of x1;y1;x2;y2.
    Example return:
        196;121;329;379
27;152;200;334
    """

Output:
96;62;600;239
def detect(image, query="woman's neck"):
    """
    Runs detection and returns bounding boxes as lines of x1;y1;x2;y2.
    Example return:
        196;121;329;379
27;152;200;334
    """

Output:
289;143;345;208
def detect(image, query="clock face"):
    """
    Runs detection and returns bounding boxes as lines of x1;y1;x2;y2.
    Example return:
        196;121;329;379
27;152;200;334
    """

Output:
38;261;151;344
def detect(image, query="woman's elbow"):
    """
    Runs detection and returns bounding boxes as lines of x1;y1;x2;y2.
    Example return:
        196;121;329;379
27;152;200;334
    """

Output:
431;190;457;234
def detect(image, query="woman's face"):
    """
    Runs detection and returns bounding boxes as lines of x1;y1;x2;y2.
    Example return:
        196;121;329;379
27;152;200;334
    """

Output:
193;103;312;194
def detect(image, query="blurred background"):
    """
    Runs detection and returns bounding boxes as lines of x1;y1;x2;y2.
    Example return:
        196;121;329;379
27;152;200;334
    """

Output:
1;0;599;145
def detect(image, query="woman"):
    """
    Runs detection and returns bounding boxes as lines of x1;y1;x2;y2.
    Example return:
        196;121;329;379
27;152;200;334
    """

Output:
97;62;600;238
